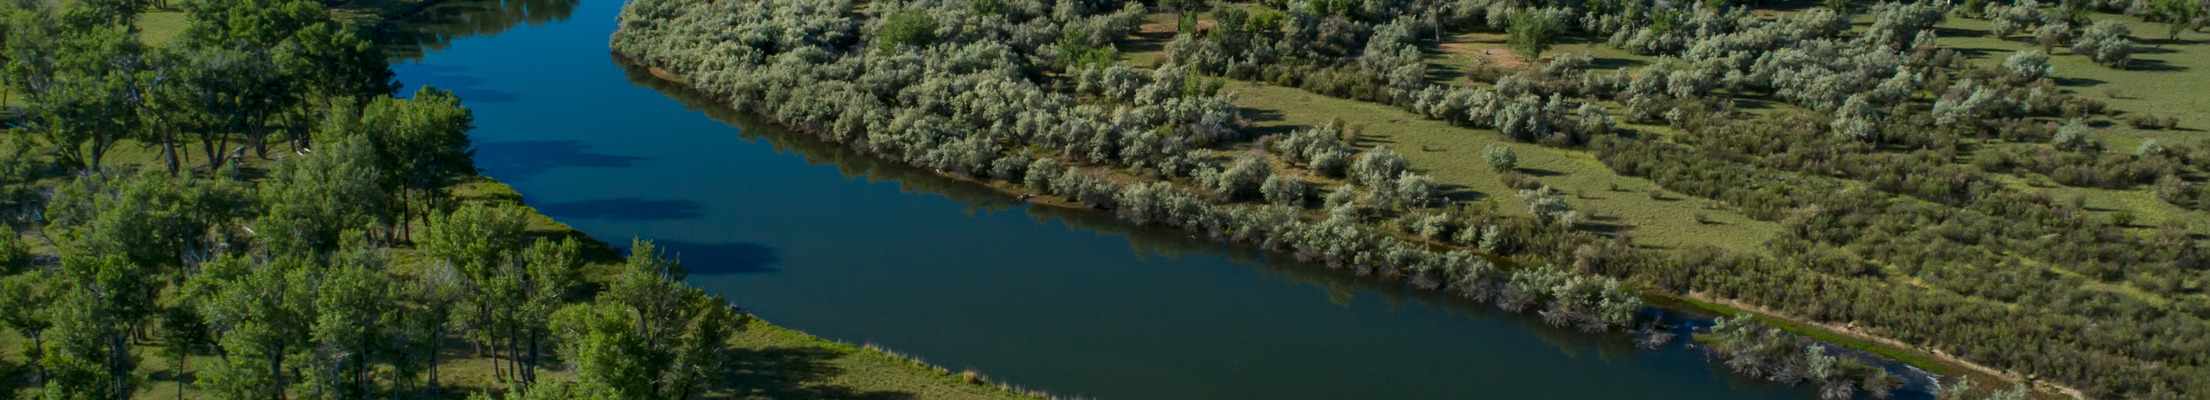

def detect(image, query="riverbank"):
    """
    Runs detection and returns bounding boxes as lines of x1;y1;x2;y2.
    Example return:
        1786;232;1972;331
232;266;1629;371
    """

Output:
607;44;2007;400
450;178;1067;400
8;5;1061;398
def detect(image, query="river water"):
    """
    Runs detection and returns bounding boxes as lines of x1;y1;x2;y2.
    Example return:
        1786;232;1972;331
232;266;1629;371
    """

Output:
386;1;1856;398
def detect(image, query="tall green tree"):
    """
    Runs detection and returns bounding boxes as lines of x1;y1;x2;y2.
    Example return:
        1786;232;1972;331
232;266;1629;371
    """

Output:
189;255;314;400
345;88;476;240
41;253;152;400
258;135;390;255
22;25;150;172
302;252;408;399
1506;11;1559;62
550;240;738;400
0;272;57;384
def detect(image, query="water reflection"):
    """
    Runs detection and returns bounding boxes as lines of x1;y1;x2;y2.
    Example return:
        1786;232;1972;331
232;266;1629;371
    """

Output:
382;0;581;62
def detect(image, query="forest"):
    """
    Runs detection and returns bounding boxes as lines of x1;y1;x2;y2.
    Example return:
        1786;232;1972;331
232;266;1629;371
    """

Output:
0;0;1052;398
609;0;2210;397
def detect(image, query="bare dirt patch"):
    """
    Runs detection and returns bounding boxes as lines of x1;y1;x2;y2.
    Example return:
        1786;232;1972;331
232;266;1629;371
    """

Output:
1437;34;1528;69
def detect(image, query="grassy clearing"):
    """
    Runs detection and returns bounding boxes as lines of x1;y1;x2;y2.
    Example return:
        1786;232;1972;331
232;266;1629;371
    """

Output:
1932;13;2210;148
1227;81;1779;251
1930;13;2210;254
135;11;191;45
1423;32;1655;85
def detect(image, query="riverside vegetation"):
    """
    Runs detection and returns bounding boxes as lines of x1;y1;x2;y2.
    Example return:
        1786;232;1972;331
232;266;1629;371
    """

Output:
0;0;1056;398
612;0;2210;397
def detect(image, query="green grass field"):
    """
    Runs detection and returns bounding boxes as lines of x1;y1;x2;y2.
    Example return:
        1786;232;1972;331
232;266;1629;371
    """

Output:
1931;12;2210;147
1228;81;1780;251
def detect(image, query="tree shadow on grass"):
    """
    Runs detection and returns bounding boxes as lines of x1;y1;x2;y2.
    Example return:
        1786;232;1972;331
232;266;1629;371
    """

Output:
2127;58;2188;72
2053;76;2107;87
1435;183;1487;202
1518;167;1566;177
715;346;917;400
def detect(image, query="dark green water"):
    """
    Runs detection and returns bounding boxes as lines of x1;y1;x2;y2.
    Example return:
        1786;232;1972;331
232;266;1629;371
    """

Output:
386;2;1917;398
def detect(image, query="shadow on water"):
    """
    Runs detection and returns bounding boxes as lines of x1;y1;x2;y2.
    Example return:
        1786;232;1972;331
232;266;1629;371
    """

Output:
390;64;522;103
612;56;1941;400
473;139;648;182
650;239;782;275
533;197;706;221
381;0;581;62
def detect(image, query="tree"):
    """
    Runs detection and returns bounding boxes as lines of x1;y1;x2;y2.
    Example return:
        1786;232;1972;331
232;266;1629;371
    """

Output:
331;88;477;240
2002;49;2053;84
1206;156;1271;201
2071;19;2135;69
60;0;151;29
2053;118;2095;151
2150;0;2203;41
1482;145;1518;172
1830;95;1879;141
1506;10;1559;61
0;272;57;381
41;253;152;399
152;45;284;172
552;239;738;399
258;135;390;255
877;9;937;53
1825;0;1854;14
301;252;406;399
1261;174;1307;205
1518;186;1579;226
0;225;27;273
22;24;150;172
190;255;314;399
1351;146;1409;188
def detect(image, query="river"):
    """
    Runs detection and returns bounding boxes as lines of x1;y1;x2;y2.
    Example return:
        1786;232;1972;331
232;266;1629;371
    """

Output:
386;1;1892;398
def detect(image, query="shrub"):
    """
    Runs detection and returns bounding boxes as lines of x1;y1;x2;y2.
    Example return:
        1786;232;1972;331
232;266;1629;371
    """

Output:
1482;145;1519;172
1261;174;1307;206
877;9;939;53
2052;118;2095;151
2071;20;2135;69
1352;146;1410;188
1207;157;1272;201
1518;186;1578;226
2137;139;2165;156
2111;210;2136;227
2002;50;2053;84
2126;114;2162;129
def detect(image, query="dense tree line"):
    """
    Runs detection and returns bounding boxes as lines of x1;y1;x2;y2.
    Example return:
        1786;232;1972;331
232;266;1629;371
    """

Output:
0;0;767;398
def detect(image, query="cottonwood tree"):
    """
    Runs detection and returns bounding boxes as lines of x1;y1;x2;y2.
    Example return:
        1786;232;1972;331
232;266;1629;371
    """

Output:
41;253;152;399
257;135;390;255
21;24;148;172
551;240;739;400
1507;10;1559;61
333;88;477;240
